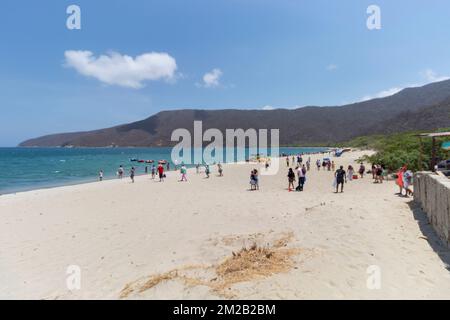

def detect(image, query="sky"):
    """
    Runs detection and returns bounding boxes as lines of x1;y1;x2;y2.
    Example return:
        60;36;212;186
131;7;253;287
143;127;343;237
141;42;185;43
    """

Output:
1;0;450;146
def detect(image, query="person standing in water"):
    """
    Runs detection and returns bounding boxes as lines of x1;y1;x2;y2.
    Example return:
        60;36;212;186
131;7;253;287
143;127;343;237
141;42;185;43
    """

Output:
99;170;103;181
118;165;124;179
130;167;135;183
334;165;347;193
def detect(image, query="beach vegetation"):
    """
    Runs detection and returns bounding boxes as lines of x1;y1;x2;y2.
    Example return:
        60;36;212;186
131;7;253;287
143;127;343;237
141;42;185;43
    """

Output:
340;128;450;172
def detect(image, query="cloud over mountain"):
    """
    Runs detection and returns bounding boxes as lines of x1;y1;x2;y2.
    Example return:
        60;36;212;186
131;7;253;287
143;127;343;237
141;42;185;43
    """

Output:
64;50;177;89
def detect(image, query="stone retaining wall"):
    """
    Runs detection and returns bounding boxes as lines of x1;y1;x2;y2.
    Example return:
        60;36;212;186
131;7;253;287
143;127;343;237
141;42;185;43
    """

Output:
414;172;450;247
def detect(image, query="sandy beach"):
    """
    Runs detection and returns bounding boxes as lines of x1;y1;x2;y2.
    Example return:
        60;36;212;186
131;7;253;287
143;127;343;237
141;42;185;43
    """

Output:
1;150;450;300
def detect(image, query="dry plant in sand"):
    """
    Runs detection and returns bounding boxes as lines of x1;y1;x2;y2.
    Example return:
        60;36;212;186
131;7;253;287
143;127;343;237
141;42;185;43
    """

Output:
120;232;303;299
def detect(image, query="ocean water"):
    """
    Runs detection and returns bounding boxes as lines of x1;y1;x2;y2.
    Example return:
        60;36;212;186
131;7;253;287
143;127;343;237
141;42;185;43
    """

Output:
0;147;328;194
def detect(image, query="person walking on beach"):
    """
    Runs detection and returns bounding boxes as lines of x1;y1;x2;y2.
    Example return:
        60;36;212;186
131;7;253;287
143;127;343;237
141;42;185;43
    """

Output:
205;164;210;178
316;159;321;171
347;165;354;181
151;165;156;179
99;170;103;181
250;169;259;190
286;157;290;167
218;163;223;177
166;162;170;171
158;164;164;182
331;161;336;172
306;159;311;171
396;165;407;195
334;165;347;193
196;163;200;174
296;165;306;191
145;166;148;175
118;165;124;179
358;163;365;178
375;165;383;183
180;164;187;182
130;167;135;183
371;164;377;180
288;168;296;191
403;169;413;197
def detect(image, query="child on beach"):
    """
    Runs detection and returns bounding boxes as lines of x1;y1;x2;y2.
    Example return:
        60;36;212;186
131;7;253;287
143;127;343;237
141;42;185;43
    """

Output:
250;169;259;190
218;163;223;176
288;168;296;191
180;164;187;182
151;165;156;179
205;164;210;178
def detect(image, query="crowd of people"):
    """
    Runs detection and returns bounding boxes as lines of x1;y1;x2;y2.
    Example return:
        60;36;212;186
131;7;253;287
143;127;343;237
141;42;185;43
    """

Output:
96;151;414;197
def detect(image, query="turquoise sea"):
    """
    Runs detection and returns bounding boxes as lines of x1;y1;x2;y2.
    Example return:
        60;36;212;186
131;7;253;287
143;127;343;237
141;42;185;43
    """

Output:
0;147;328;194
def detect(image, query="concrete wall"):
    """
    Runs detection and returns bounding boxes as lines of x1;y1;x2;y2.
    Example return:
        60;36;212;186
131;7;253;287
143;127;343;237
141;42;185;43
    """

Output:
414;172;450;247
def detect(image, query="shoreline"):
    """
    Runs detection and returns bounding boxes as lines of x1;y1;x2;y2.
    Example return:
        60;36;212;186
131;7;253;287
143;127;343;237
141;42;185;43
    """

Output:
0;147;337;196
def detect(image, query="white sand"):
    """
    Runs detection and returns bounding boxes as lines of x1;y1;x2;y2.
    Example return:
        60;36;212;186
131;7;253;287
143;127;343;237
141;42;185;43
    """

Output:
1;150;450;300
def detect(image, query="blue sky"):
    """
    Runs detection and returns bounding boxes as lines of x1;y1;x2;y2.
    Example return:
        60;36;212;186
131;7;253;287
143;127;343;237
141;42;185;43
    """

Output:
1;0;450;146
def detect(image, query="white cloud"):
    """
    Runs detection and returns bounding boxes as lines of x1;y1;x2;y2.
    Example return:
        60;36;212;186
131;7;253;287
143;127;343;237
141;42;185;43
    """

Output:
64;50;177;89
326;64;338;71
262;105;274;110
200;68;223;88
360;68;450;102
360;87;404;102
422;69;450;83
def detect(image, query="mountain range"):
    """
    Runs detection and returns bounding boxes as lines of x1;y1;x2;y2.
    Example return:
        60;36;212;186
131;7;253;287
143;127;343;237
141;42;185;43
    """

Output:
19;80;450;147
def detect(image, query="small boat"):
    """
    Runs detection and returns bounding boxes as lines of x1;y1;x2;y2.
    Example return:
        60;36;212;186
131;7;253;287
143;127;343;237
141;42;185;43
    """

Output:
145;160;154;163
158;160;167;164
130;158;138;162
138;160;145;163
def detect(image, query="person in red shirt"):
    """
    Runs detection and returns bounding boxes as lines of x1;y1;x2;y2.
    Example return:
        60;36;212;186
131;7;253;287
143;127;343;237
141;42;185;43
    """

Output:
158;164;165;182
